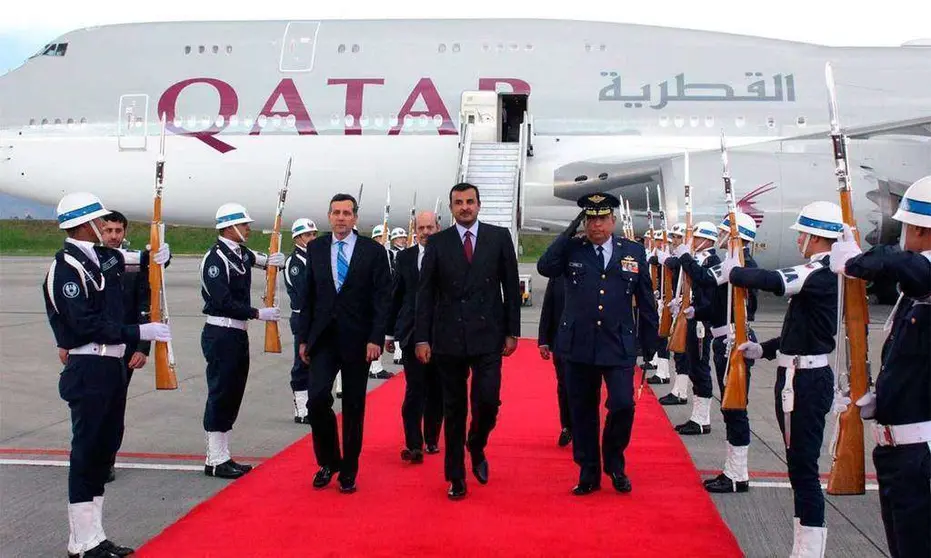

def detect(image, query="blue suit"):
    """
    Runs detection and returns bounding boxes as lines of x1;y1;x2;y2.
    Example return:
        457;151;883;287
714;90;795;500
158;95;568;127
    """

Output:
538;233;658;484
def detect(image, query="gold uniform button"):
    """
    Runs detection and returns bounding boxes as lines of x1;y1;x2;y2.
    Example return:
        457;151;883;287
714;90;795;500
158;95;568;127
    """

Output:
598;305;604;311
601;274;606;279
600;289;605;295
597;320;602;326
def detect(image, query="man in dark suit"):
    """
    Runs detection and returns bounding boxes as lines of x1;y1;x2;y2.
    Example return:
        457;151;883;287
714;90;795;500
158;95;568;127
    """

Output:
415;182;522;500
538;273;573;447
298;193;391;494
385;211;444;464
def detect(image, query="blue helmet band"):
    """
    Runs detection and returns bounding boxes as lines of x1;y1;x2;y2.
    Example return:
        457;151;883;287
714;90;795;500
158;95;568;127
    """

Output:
58;202;103;224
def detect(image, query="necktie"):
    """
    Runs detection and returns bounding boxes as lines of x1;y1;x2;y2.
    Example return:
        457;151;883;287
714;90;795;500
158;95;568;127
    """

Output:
336;240;349;291
464;231;473;264
597;246;605;271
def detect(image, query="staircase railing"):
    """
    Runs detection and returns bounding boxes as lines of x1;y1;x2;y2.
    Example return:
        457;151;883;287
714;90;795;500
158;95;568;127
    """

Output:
456;123;474;184
512;112;530;250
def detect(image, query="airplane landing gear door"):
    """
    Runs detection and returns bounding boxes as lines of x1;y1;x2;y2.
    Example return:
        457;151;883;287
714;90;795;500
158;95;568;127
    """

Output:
118;94;148;151
279;22;321;72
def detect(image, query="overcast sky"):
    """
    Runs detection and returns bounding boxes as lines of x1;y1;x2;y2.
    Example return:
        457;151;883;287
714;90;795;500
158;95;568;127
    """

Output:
2;0;930;72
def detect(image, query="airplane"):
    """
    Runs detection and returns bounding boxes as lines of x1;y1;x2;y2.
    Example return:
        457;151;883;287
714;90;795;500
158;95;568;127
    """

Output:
1;18;930;276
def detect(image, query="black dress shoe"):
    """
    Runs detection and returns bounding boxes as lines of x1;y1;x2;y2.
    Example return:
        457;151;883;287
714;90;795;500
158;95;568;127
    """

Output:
106;466;116;483
610;472;632;493
98;540;135;557
704;474;749;493
401;448;424;464
375;370;395;380
675;420;711;435
641;362;657;371
424;444;440;454
472;458;489;484
313;466;337;488
293;416;303;424
205;460;249;479
658;393;688;405
647;375;670;385
558;428;572;447
572;482;601;496
447;479;467;500
301;415;312;425
338;473;357;494
703;472;727;487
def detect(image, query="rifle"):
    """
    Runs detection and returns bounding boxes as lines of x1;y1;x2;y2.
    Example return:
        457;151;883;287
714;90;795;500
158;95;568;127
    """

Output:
825;62;870;496
263;157;292;353
149;114;177;390
720;131;750;411
646;186;658;293
382;183;391;247
407;191;418;246
657;185;674;337
668;152;694;354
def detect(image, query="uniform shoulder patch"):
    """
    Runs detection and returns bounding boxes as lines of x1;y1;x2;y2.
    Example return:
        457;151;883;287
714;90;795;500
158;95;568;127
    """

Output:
207;265;220;278
62;281;80;299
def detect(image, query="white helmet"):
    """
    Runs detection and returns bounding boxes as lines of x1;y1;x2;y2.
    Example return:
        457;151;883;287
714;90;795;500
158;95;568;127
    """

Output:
892;175;931;228
371;224;385;237
390;227;407;240
790;201;844;239
215;203;254;230
670;222;686;237
56;192;110;230
652;229;664;240
693;221;719;241
718;212;757;242
291;218;318;238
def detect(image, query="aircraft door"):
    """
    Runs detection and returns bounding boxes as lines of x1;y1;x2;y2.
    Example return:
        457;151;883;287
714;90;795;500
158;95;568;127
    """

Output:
280;22;321;72
459;91;498;142
499;93;528;143
118;94;148;151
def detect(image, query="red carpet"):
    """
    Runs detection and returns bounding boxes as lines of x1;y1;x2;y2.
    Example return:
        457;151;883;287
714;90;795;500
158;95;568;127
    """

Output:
138;345;743;557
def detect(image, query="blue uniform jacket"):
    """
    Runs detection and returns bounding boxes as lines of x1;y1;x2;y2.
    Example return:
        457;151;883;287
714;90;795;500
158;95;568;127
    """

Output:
284;246;308;334
537;233;659;366
200;239;259;321
846;245;931;426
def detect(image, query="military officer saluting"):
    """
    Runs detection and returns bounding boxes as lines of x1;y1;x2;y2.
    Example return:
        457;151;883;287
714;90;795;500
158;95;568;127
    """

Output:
829;176;931;558
44;192;172;558
284;218;318;424
721;201;842;557
200;203;284;479
537;192;659;495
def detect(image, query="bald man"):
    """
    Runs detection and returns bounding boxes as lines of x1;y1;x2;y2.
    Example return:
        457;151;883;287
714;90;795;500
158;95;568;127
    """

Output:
386;212;445;462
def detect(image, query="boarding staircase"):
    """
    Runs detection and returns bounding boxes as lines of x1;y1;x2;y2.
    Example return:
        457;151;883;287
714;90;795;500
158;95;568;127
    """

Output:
455;113;530;255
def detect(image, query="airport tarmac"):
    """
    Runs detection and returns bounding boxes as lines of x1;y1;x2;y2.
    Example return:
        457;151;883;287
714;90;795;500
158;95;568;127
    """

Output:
0;256;893;557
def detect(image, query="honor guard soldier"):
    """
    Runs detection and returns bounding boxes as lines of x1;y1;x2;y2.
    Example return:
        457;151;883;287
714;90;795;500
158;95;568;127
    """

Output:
657;222;693;404
644;229;670;384
367;224;394;379
539;272;573;447
537;192;659;495
44;192;172;558
200;203;285;479
721;201;842;557
389;227;408;364
704;211;759;493
830;176;931;558
285;218;317;423
657;221;719;435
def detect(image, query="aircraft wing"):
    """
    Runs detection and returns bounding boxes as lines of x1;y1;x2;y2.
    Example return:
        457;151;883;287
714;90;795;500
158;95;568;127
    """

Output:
787;115;931;141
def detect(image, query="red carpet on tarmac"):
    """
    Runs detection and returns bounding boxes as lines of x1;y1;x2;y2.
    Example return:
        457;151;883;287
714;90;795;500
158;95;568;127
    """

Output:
138;345;743;557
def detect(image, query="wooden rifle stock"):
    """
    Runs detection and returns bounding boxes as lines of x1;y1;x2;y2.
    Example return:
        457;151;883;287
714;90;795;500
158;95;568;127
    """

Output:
824;63;869;495
668;172;693;354
149;116;177;390
656;186;674;337
263;157;292;353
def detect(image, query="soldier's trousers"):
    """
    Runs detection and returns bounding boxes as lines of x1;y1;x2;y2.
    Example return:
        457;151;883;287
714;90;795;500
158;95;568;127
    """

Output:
553;356;572;431
565;358;636;485
873;443;931;558
687;321;713;398
289;317;310;392
59;355;127;503
201;324;250;432
655;338;669;359
774;365;833;528
711;332;755;446
400;342;444;451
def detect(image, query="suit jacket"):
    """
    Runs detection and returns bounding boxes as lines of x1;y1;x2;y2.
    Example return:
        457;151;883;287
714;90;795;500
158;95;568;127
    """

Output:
298;233;391;358
386;245;421;348
415;221;521;356
538;274;566;347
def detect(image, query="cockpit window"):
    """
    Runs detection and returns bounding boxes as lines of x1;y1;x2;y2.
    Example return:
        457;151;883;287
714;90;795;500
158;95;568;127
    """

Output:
34;43;68;57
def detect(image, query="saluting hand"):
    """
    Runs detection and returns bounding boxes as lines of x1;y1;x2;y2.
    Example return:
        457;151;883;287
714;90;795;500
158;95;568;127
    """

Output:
503;336;518;357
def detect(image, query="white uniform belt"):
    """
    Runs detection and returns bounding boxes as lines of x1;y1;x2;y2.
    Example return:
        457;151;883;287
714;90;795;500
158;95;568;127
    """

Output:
775;352;829;369
206;316;248;330
711;325;730;339
873;421;931;447
68;343;126;359
291;309;301;314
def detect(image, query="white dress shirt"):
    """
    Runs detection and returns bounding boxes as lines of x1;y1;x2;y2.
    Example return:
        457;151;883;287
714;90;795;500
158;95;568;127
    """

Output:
218;235;243;259
65;238;99;267
456;221;479;245
417;243;425;271
593;237;613;268
331;232;357;289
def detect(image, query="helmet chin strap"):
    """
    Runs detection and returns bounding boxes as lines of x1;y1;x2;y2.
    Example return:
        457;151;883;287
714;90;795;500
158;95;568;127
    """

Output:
88;221;104;245
232;224;247;244
899;223;908;251
801;233;812;257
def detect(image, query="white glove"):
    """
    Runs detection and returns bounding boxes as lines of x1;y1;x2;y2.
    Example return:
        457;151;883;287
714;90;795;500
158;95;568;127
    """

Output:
139;323;172;342
267;252;286;268
737;341;763;360
683;306;695;319
673;244;690;258
829;224;861;275
832;393;852;414
718;249;742;285
856;391;877;419
668;298;681;316
258;307;281;321
153;243;171;266
655;249;670;266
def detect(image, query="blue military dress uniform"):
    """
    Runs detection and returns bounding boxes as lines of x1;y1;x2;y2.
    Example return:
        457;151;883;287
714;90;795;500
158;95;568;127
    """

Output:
844;245;931;558
538;196;658;493
285;245;311;401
